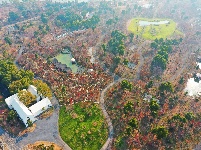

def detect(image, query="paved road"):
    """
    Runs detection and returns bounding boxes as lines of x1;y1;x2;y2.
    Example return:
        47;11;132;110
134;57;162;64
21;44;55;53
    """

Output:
0;97;71;150
100;78;125;150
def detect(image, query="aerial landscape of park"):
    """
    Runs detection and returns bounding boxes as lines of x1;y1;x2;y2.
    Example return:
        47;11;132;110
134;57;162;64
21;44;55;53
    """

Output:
0;0;201;149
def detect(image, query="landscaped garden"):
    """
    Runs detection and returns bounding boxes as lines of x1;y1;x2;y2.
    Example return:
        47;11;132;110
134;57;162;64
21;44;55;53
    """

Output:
127;18;182;40
59;102;108;150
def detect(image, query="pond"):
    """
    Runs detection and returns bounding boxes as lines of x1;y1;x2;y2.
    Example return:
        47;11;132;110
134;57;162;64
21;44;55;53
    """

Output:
139;20;169;26
55;53;79;73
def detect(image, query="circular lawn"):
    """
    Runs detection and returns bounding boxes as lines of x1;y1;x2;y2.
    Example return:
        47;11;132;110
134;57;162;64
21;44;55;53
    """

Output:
59;102;108;150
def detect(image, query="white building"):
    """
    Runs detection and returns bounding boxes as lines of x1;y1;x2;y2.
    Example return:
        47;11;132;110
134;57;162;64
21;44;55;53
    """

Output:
5;85;52;127
29;98;52;117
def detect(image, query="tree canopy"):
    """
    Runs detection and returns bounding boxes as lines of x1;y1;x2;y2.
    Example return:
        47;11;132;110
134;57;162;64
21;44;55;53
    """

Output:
107;30;126;55
8;11;19;23
18;90;36;106
55;10;100;31
0;60;51;99
159;81;174;93
121;80;133;91
124;101;134;114
152;126;168;139
32;79;52;99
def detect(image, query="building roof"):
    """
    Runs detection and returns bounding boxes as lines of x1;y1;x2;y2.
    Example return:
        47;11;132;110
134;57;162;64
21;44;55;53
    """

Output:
5;94;36;127
29;98;52;116
5;85;52;127
5;94;18;107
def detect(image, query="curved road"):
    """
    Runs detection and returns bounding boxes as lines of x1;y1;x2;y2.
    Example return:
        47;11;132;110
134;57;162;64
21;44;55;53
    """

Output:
100;79;123;150
100;40;145;149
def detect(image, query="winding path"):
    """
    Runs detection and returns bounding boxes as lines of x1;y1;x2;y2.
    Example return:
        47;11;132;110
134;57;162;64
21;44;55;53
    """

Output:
100;79;123;150
99;38;146;149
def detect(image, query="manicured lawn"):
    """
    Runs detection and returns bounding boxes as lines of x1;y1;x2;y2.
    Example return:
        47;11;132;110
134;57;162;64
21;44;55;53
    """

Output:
59;102;108;150
128;18;182;40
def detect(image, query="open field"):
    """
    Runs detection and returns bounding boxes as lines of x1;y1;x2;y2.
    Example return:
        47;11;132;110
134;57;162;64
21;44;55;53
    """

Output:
128;18;182;40
59;102;108;150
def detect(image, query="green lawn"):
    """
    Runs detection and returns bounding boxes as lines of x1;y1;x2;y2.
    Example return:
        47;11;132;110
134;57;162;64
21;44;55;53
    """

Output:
128;18;182;40
59;102;108;150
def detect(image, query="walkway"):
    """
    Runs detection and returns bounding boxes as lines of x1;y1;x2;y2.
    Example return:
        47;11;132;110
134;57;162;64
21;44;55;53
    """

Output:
0;96;71;150
99;38;146;149
100;78;124;150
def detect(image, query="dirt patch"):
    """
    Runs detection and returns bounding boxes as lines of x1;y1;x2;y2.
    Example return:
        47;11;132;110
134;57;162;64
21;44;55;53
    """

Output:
38;108;54;119
25;141;63;150
18;124;36;137
0;136;9;150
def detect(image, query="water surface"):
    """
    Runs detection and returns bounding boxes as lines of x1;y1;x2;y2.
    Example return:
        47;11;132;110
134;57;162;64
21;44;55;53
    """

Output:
55;53;78;73
139;20;169;26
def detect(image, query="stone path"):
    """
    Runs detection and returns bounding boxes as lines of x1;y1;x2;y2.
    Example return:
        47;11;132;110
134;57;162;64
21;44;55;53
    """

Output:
0;96;71;150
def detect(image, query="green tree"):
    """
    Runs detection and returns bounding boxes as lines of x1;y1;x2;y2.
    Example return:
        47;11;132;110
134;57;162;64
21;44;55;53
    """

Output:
9;78;31;94
157;50;168;61
32;79;52;99
34;31;39;37
7;110;17;122
152;126;168;139
145;80;154;89
185;112;195;121
179;77;184;84
41;14;48;24
101;44;107;52
106;19;113;25
113;56;121;65
4;37;12;45
129;33;134;43
128;118;138;129
121;80;132;91
123;58;129;65
149;99;160;112
26;118;33;127
18;90;36;106
125;126;132;135
159;82;174;93
8;11;19;22
123;101;134;114
151;54;167;70
172;114;187;124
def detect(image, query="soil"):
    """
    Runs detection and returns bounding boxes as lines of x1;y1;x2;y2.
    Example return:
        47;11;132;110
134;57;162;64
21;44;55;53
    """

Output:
25;141;63;150
18;124;36;137
0;137;9;150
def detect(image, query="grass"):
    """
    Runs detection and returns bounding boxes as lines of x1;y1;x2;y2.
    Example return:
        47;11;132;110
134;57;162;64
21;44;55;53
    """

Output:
59;102;108;150
128;18;182;40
